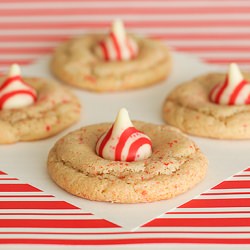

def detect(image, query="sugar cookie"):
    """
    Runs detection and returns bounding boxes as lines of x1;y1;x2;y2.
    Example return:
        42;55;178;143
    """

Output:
48;109;207;203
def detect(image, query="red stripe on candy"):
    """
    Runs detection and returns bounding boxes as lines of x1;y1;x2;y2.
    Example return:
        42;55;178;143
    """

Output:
0;76;36;92
110;32;122;61
245;94;250;104
126;137;152;162
126;38;135;59
115;127;137;161
228;80;249;105
99;41;109;61
208;84;219;102
214;77;228;103
0;90;37;110
97;125;113;157
0;76;21;91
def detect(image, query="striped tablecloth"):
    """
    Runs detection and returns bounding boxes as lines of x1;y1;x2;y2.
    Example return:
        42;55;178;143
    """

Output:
1;168;250;245
0;0;250;71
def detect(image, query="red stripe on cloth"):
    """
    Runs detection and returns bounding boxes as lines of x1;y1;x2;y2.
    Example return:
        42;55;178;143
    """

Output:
0;47;53;54
143;217;250;227
0;195;54;198
0;184;41;192
0;212;93;216
2;33;250;43
1;7;250;16
152;34;250;40
0;171;7;175
234;174;250;177
212;180;250;189
0;35;69;42
175;46;250;52
0;0;238;2
201;192;250;195
4;231;249;235
0;22;108;30
0;219;119;228
179;198;250;208
0;178;18;180
3;20;250;30
0;0;240;2
0;59;34;66
204;58;250;64
1;237;250;245
168;211;250;215
0;201;79;209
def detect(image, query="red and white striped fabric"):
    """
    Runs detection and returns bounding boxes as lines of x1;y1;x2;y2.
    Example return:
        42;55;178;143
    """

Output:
0;170;122;245
141;167;250;244
1;167;250;245
0;0;250;72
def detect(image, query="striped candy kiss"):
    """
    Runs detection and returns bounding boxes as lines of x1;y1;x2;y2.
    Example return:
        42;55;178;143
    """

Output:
0;64;37;110
96;108;152;162
96;20;138;61
209;63;250;105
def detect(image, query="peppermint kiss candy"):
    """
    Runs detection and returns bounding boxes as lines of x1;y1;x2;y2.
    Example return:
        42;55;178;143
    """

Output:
96;108;152;162
209;63;250;105
96;20;138;61
0;64;37;110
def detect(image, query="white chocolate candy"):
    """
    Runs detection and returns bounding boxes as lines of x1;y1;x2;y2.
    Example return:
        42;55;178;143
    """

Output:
209;63;250;105
96;108;152;162
95;20;138;61
0;64;37;110
112;19;126;42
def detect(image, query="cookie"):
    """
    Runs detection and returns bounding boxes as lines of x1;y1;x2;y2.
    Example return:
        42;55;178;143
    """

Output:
0;73;81;144
47;119;207;203
51;21;171;92
163;69;250;139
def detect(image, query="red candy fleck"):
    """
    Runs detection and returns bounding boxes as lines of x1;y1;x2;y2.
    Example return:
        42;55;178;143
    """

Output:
62;99;70;104
45;125;51;132
167;140;178;148
84;75;96;84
